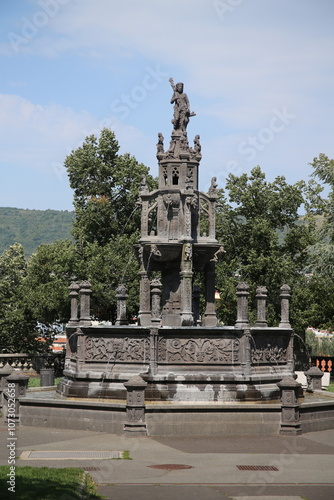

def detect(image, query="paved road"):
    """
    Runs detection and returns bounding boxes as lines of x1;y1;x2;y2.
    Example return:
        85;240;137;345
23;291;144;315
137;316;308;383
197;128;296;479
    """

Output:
0;425;333;499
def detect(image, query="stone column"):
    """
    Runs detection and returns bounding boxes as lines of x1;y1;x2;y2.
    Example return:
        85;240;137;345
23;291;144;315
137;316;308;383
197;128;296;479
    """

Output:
181;243;194;326
3;370;29;425
79;280;92;326
255;286;268;327
149;327;159;376
138;271;151;326
75;327;84;371
277;376;302;435
305;366;323;392
192;285;201;326
203;261;217;327
115;284;129;325
240;328;252;377
235;282;249;329
123;376;147;435
68;281;80;325
279;284;291;328
150;279;162;325
141;199;149;238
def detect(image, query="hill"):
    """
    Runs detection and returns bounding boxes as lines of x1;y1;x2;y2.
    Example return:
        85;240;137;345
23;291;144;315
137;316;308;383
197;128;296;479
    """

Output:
0;207;74;256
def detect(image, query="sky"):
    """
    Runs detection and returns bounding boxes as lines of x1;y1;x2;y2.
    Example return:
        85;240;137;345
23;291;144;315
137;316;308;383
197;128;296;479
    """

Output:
0;0;333;211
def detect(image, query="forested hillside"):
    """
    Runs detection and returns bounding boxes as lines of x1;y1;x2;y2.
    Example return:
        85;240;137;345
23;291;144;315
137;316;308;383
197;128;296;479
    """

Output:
0;207;74;256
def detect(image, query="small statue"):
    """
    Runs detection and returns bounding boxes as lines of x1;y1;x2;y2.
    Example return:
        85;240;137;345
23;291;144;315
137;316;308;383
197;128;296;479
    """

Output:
156;133;164;156
211;246;226;263
193;135;201;154
184;243;192;261
140;174;148;192
169;78;195;134
208;176;218;195
116;283;128;295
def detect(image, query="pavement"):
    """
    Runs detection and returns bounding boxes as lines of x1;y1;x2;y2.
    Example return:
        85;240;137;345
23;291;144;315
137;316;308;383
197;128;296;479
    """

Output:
0;424;334;500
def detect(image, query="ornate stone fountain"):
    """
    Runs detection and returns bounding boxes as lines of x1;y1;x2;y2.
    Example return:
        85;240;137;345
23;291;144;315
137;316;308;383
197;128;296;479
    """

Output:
58;79;295;404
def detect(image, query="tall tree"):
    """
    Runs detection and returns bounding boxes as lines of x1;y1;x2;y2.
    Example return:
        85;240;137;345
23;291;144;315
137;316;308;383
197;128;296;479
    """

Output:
65;128;156;246
64;128;158;321
215;166;316;328
0;244;41;352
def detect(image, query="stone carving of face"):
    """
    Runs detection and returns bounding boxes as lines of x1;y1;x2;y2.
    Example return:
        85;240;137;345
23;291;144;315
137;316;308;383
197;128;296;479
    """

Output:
176;82;183;93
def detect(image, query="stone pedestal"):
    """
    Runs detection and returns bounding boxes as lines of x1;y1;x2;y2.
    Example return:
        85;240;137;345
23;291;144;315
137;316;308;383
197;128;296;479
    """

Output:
305;366;323;392
0;363;14;409
235;282;249;329
277;376;302;435
115;284;129;326
123;376;147;435
279;284;291;328
255;286;268;327
68;281;80;325
79;281;92;326
3;370;29;425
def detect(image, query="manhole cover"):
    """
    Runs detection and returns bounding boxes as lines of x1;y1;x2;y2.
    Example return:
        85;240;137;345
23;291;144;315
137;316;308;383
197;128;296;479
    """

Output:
20;451;123;460
237;465;279;471
148;464;193;470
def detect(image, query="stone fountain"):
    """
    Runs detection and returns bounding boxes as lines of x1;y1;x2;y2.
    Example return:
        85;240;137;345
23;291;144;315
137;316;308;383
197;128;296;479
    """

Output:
57;79;295;404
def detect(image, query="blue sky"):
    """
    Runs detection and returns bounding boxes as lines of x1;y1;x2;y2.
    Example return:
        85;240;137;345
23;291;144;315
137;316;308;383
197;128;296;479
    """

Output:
0;0;333;211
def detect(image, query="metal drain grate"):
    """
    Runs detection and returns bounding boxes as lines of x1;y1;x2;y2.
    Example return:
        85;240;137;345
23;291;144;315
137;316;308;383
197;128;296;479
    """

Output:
21;451;123;460
237;465;279;471
76;467;101;471
148;464;193;470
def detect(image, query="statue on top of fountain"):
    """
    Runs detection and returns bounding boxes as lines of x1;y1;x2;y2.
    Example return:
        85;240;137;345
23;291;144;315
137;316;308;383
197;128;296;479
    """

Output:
169;78;196;135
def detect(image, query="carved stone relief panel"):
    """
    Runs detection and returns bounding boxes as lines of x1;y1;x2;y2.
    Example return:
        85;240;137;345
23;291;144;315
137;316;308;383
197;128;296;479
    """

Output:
85;336;150;362
158;336;240;364
251;334;289;363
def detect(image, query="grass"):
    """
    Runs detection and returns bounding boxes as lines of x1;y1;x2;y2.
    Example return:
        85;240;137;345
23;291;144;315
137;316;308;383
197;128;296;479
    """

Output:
0;465;103;499
28;377;61;388
328;382;334;393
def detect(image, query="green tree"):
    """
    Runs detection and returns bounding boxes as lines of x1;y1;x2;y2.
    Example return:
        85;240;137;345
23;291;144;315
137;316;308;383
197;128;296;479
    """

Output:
307;153;334;275
0;244;41;353
24;240;79;326
63;128;157;321
65;128;156;247
215;166;316;328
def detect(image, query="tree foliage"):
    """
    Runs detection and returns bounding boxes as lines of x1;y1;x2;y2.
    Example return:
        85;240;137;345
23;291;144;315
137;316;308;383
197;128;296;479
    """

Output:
65;128;156;246
215;166;316;329
0;244;45;353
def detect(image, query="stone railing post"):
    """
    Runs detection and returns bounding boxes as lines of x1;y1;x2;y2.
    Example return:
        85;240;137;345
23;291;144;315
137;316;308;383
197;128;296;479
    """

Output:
79;280;92;326
277;376;302;435
305;366;323;392
0;363;14;409
138;271;151;326
279;284;291;328
235;282;249;329
3;370;29;425
203;261;217;327
115;284;129;326
192;285;201;326
255;286;268;327
68;281;80;325
123;376;147;435
150;279;162;325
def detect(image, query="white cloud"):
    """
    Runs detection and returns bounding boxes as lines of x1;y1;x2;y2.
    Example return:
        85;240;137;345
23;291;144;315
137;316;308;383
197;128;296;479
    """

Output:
0;94;151;177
